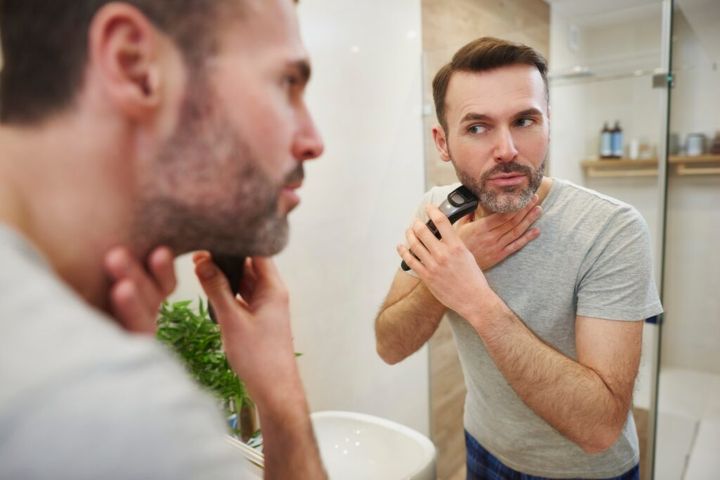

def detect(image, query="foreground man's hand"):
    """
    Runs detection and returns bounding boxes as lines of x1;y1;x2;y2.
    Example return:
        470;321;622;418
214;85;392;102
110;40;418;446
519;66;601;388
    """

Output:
104;246;176;334
193;251;327;480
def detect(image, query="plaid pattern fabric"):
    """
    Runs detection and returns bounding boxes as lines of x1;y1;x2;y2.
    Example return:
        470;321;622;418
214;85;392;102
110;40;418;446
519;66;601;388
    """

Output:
465;431;640;480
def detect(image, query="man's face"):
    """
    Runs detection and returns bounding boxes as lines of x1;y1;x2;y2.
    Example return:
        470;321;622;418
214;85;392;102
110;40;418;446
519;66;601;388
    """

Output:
435;64;549;213
135;0;323;256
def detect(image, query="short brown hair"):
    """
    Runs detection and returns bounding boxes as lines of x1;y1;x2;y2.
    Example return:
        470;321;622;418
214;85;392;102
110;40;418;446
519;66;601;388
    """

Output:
0;0;240;125
432;37;548;131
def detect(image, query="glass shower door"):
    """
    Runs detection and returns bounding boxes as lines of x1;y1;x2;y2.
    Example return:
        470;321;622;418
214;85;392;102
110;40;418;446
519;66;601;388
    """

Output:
652;0;720;477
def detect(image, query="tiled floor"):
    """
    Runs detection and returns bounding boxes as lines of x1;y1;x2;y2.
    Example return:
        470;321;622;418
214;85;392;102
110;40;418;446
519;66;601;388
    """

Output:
635;367;720;479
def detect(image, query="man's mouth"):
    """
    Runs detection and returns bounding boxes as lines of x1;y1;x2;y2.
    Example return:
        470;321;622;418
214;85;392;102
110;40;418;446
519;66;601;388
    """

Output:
486;172;528;187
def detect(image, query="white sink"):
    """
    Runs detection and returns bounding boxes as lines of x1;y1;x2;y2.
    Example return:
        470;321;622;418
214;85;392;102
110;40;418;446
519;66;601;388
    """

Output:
311;410;436;480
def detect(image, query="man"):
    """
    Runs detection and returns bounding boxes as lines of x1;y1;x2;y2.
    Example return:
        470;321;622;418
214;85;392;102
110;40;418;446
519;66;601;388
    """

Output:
0;0;326;478
375;37;662;479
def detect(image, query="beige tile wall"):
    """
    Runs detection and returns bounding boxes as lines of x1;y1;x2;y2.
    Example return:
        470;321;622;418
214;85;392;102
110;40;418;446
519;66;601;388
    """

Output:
421;1;549;478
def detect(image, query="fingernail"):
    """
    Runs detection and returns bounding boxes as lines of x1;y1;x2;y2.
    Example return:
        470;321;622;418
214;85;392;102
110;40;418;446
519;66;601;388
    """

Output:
196;261;217;280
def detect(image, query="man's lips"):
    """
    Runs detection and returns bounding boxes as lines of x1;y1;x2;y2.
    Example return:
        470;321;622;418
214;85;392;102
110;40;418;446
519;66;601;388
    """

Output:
487;173;527;187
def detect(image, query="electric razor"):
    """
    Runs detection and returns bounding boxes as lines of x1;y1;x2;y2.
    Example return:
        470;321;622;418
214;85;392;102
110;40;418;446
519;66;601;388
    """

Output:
207;253;246;323
400;185;479;272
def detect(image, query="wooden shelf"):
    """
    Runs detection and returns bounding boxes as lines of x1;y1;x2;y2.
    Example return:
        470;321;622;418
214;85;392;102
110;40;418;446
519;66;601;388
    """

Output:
581;155;720;177
581;158;658;177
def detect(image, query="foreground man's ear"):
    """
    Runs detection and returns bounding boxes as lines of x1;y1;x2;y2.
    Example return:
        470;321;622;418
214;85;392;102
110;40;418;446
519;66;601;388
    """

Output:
87;2;169;119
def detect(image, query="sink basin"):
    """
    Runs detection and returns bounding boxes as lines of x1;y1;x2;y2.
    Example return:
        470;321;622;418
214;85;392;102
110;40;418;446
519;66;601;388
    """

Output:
310;410;436;480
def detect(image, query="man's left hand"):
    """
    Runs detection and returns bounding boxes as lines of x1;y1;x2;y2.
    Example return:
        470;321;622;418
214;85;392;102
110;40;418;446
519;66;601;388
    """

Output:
104;246;176;334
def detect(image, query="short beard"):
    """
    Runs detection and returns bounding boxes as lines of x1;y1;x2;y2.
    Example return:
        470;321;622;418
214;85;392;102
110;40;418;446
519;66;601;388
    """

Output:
457;160;544;213
132;73;298;258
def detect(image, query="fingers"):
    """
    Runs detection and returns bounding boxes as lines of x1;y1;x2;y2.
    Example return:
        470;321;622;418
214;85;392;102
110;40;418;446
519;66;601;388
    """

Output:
105;247;157;309
499;205;543;247
425;204;457;244
242;257;288;304
396;243;427;276
148;247;177;296
405;223;432;266
193;251;241;321
504;226;541;255
109;279;156;334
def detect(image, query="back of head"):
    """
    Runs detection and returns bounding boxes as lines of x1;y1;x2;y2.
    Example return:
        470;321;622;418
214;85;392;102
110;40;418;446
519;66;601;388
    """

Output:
432;37;548;132
0;0;236;125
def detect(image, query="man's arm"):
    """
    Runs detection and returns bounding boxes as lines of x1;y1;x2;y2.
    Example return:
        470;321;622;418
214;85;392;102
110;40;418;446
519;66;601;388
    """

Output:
472;294;641;453
400;204;642;453
375;196;542;364
375;271;446;364
194;253;326;480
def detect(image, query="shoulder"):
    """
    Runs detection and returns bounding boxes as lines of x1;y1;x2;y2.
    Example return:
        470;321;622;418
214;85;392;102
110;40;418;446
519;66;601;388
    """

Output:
551;178;646;228
423;182;462;206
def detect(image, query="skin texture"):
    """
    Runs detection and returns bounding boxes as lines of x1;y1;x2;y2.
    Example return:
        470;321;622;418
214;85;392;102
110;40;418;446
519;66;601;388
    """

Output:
0;0;326;477
375;64;643;454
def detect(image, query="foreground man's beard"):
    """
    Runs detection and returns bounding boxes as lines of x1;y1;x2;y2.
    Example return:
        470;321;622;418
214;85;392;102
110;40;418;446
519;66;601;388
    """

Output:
457;161;544;213
132;73;299;258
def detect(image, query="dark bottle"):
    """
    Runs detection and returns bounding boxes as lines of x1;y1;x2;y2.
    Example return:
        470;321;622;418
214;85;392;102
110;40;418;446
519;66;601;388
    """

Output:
600;122;613;158
611;121;624;158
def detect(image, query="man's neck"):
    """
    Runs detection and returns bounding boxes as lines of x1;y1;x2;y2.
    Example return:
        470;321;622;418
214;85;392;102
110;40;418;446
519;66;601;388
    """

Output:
0;121;135;312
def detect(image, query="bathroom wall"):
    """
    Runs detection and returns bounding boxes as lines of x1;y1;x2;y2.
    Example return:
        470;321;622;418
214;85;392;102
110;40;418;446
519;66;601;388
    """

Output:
172;0;430;434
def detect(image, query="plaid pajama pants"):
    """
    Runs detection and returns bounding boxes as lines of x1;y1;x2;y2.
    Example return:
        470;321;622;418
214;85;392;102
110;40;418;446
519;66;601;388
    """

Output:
465;431;640;480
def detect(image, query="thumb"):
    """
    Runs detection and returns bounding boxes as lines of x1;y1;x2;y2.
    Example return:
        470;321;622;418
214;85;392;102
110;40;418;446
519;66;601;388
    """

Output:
193;252;238;319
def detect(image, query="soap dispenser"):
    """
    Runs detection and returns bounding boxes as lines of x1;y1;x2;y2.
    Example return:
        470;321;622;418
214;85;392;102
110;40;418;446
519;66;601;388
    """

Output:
611;121;624;158
600;122;613;159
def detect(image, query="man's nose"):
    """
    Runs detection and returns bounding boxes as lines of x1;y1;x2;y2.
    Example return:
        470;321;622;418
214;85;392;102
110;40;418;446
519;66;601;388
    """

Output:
493;127;519;163
293;107;324;162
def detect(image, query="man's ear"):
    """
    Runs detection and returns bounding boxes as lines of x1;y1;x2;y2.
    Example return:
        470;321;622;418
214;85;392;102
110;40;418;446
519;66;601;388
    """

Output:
87;3;165;119
432;124;452;162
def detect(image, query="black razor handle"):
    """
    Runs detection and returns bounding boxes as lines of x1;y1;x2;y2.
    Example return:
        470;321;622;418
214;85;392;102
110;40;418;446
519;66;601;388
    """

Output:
208;253;246;323
401;185;478;272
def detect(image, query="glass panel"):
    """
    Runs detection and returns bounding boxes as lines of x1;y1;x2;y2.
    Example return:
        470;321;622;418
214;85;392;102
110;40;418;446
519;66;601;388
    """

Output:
546;2;668;478
655;0;720;477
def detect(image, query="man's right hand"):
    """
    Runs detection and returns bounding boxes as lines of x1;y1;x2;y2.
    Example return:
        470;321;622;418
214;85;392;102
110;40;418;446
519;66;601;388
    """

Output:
192;251;327;479
455;194;542;271
192;251;299;408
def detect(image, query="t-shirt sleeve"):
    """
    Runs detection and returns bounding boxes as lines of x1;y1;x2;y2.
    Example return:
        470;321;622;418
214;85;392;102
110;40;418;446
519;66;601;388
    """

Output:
575;206;663;321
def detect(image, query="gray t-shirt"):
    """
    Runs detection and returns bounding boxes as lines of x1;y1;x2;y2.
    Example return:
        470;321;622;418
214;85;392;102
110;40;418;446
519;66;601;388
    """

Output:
0;225;251;479
409;178;663;478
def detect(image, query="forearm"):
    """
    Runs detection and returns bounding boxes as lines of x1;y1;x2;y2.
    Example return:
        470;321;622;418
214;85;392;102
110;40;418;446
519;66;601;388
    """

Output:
375;282;446;364
256;374;326;480
469;292;631;453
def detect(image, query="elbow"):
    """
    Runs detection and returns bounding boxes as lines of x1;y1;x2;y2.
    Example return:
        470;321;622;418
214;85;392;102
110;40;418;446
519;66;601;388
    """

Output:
376;341;404;365
577;424;624;454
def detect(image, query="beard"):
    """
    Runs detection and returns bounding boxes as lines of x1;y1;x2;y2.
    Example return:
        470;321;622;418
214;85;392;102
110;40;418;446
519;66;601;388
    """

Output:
132;75;299;257
456;160;545;213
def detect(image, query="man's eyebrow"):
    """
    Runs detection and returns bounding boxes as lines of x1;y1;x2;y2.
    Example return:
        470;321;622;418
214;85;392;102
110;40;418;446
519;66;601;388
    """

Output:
459;112;492;123
514;108;544;118
289;59;311;84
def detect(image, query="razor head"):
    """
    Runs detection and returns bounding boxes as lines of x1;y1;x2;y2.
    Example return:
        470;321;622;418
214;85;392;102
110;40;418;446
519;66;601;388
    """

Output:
400;185;478;272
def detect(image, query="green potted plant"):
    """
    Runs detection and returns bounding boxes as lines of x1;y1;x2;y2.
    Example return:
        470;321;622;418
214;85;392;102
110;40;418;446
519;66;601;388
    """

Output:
156;299;258;441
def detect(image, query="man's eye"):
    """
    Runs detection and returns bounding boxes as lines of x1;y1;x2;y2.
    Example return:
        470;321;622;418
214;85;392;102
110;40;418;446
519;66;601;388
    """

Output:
283;75;300;88
468;124;487;134
516;117;535;127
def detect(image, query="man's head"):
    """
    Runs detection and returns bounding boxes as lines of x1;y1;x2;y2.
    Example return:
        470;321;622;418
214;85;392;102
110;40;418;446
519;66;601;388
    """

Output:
0;0;322;257
431;37;549;213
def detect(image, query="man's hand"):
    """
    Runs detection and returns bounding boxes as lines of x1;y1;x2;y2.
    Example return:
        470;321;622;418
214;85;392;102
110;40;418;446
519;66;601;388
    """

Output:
455;194;542;271
192;251;298;408
398;204;490;319
193;251;327;479
104;246;176;334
